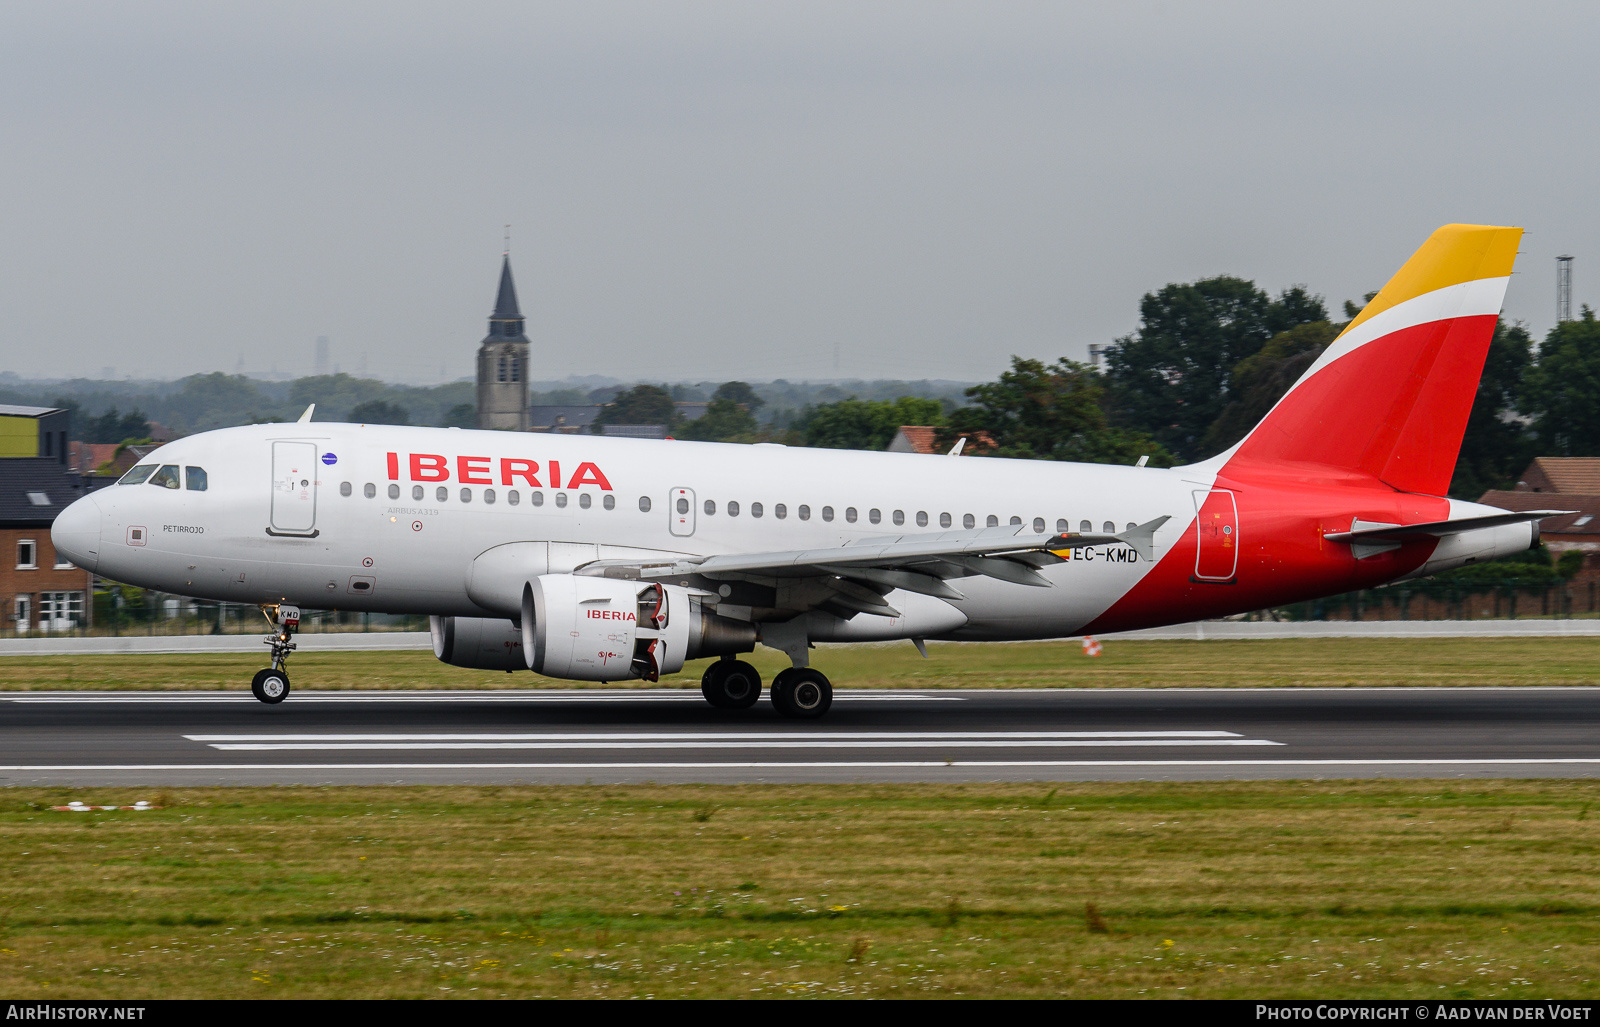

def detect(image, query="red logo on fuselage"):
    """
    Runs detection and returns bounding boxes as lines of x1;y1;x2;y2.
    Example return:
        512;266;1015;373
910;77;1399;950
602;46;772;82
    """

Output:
385;453;611;490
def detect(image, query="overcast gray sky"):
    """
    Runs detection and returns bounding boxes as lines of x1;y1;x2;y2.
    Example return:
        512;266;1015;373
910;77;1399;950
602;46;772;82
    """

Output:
1;1;1595;384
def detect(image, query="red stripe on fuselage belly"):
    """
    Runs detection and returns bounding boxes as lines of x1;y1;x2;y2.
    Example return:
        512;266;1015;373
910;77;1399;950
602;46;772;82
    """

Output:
1080;474;1452;635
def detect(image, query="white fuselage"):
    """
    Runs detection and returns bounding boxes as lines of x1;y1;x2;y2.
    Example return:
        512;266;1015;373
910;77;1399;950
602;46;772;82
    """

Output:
53;423;1211;641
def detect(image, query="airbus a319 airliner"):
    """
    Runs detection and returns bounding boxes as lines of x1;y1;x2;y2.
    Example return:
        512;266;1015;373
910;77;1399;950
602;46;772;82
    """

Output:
50;225;1563;718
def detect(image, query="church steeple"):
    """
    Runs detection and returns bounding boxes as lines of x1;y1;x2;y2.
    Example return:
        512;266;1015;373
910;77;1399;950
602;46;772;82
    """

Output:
489;256;526;339
477;249;531;431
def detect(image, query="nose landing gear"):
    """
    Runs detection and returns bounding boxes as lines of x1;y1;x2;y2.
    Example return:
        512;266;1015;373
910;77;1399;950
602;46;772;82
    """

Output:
252;604;300;704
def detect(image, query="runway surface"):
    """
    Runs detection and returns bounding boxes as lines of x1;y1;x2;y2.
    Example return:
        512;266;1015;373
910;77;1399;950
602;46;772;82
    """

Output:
4;686;1600;784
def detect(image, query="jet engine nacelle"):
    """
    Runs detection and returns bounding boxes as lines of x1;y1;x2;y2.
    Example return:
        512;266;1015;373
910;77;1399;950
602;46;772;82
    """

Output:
520;573;757;682
430;615;527;671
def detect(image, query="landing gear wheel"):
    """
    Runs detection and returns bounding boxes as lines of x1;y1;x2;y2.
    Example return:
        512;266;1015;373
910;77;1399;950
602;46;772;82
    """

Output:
251;668;290;704
770;668;832;719
701;660;762;709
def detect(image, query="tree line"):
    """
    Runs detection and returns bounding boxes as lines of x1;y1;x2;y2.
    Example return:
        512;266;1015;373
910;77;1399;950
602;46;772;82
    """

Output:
764;275;1592;501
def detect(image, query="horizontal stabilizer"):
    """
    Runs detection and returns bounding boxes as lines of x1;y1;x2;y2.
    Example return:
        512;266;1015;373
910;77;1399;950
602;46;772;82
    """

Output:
1324;510;1572;544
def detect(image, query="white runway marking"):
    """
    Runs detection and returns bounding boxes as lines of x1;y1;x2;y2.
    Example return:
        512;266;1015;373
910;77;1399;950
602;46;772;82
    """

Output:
5;759;1600;772
186;729;1282;751
185;730;1247;741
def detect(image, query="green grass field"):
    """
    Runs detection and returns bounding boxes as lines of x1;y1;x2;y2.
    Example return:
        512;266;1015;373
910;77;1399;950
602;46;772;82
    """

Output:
5;635;1600;691
2;782;1598;999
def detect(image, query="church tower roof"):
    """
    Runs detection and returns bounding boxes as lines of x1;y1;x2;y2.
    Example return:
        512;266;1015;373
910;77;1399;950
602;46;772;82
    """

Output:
492;255;522;320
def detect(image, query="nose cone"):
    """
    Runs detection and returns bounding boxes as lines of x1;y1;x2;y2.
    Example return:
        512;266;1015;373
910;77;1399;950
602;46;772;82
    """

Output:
52;492;102;572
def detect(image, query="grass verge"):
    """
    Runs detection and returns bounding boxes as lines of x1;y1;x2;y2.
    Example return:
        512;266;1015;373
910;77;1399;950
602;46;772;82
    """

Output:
1;781;1598;998
6;636;1600;690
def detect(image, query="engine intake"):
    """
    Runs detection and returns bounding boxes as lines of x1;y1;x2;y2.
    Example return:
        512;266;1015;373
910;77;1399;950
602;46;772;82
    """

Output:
520;574;756;681
430;615;527;671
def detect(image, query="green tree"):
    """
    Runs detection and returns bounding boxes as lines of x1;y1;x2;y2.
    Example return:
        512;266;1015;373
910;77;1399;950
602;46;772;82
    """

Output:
1526;308;1600;456
593;384;679;432
443;402;476;428
1200;320;1339;454
797;397;945;450
1448;320;1535;498
710;381;764;416
943;356;1173;465
80;407;154;444
680;398;759;442
347;400;410;425
1105;278;1326;461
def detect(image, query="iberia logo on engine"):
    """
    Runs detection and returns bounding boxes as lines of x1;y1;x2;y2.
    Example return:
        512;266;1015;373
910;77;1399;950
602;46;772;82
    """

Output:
588;609;636;621
385;453;611;490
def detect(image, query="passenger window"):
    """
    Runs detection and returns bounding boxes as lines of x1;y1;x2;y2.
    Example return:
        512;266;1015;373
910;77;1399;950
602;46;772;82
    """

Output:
799;505;811;521
579;493;592;509
484;489;496;504
704;500;717;515
964;514;975;529
775;503;787;519
986;515;999;527
845;507;857;523
364;483;376;499
1033;517;1045;533
556;493;568;508
892;510;904;526
1103;520;1115;532
603;494;615;510
412;485;424;501
940;512;952;528
751;502;763;518
436;487;448;502
728;501;740;517
149;465;181;489
508;490;520;506
638;496;651;512
917;511;929;527
460;488;472;503
1127;522;1136;531
676;497;689;514
1080;520;1091;532
1057;519;1069;533
1010;516;1022;526
340;482;352;497
869;509;881;524
821;506;834;522
118;464;157;485
388;484;400;500
532;491;545;507
185;467;208;491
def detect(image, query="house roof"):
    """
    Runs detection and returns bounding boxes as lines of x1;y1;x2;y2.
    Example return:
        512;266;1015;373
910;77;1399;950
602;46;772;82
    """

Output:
528;405;602;431
0;404;63;418
0;458;94;527
1522;457;1600;495
890;426;996;455
1478;489;1600;536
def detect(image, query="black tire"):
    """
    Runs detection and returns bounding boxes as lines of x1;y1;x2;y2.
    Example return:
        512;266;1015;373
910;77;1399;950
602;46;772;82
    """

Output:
251;668;290;704
701;660;762;710
770;668;832;719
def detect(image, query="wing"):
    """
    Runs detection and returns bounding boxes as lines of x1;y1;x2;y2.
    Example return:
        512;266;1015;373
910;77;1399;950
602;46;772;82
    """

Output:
575;516;1171;619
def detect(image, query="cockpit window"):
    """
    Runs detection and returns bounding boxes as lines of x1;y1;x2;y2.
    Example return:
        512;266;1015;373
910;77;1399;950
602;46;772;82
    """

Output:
118;464;157;485
149;465;181;489
185;466;208;492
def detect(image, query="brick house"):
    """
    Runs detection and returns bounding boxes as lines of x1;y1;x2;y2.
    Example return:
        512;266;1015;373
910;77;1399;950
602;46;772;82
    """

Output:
1;458;100;633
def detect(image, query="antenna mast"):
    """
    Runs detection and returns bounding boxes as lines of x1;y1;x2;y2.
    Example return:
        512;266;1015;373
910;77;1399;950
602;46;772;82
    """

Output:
1558;254;1574;322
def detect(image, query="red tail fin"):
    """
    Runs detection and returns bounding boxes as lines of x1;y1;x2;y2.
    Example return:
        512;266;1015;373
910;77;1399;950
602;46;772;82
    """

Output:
1226;224;1522;495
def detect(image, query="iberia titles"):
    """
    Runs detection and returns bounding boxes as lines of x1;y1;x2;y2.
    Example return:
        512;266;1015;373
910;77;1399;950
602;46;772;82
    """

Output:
385;453;612;490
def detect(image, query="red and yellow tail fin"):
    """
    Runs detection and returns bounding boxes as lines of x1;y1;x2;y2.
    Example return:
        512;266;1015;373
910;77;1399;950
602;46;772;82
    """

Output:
1228;224;1522;495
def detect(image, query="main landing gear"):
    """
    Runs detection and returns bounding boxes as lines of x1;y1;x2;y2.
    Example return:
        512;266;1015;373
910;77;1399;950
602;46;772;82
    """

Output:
252;604;300;704
699;656;833;719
